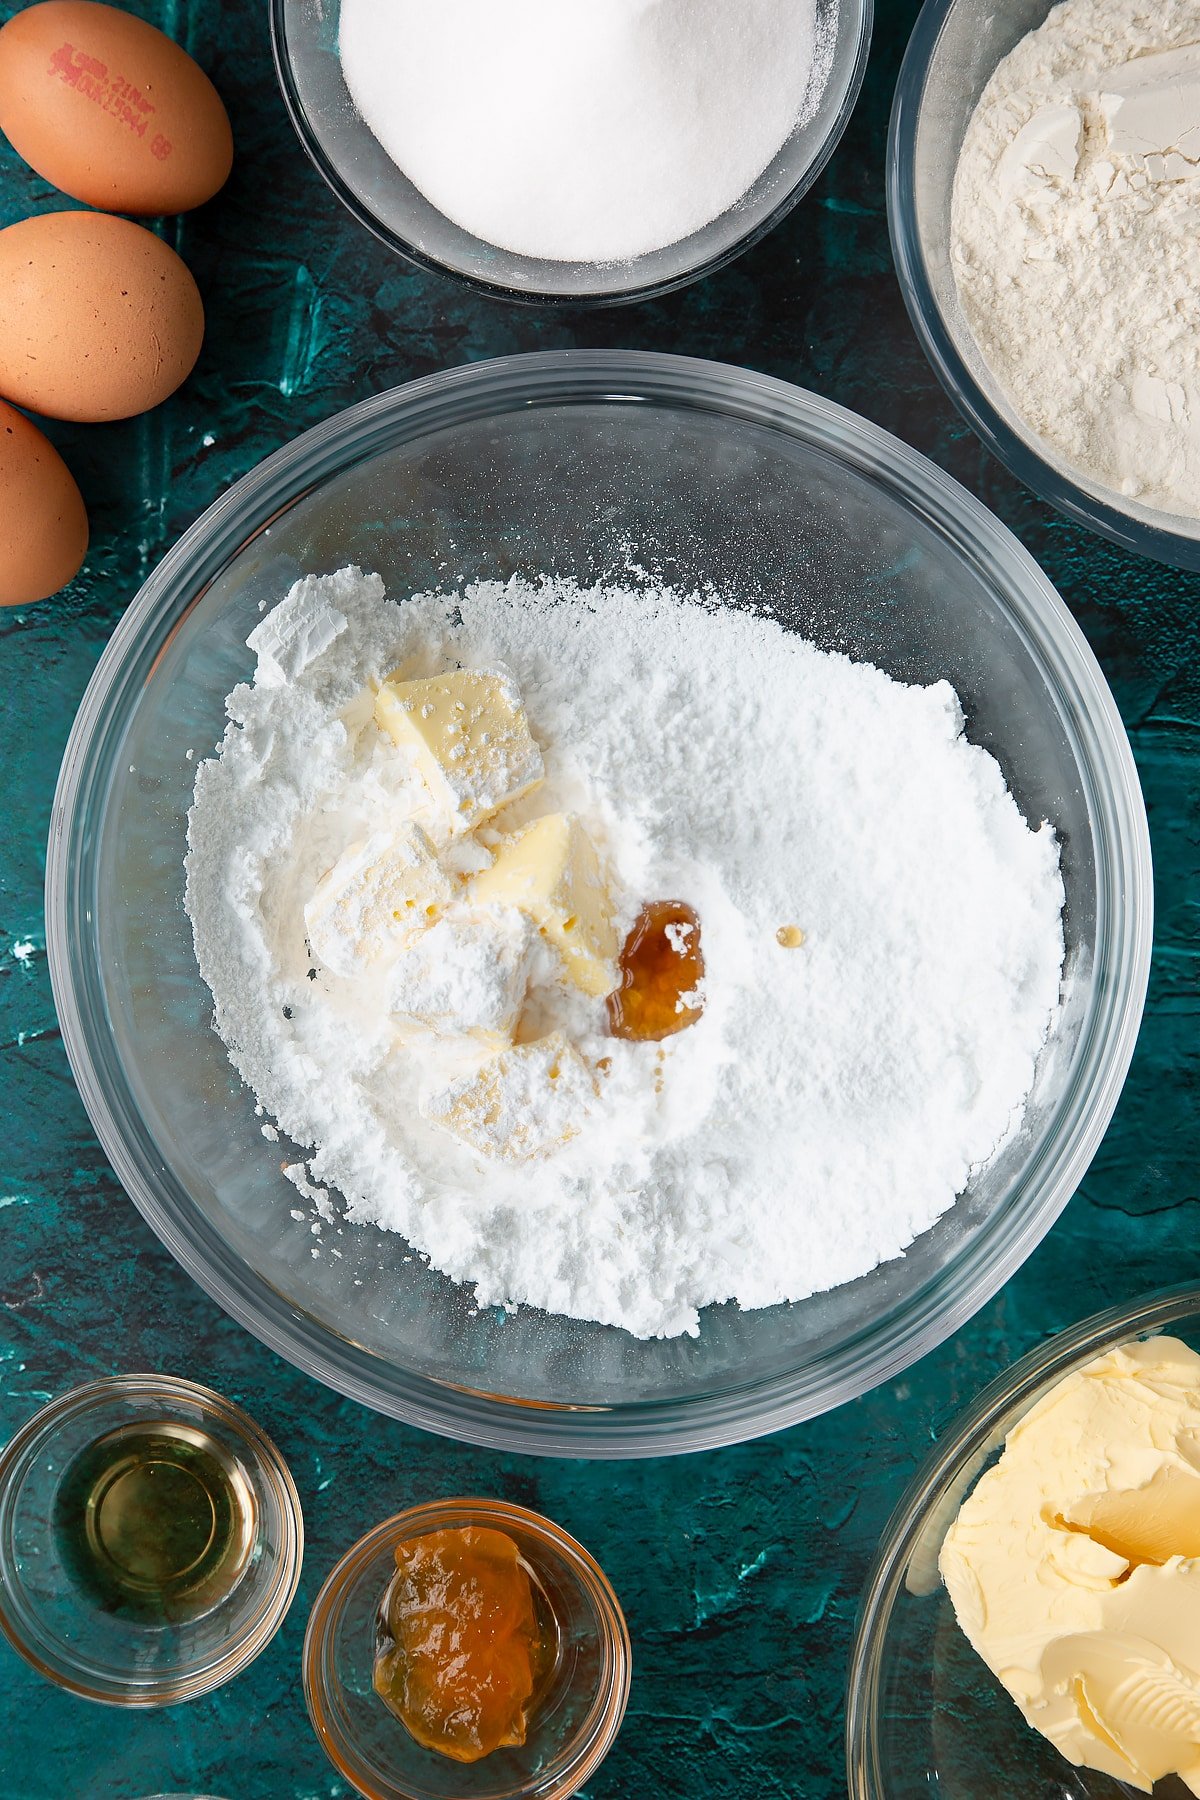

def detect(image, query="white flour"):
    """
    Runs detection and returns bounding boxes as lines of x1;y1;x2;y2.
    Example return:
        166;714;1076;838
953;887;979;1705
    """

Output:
338;0;832;263
185;570;1065;1340
952;0;1200;517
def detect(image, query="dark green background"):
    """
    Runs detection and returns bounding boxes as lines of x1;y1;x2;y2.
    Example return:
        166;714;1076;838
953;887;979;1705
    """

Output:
0;2;1195;1796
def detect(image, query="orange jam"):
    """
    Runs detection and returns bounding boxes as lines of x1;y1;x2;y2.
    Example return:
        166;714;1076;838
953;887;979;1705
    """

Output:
374;1526;552;1763
607;900;704;1042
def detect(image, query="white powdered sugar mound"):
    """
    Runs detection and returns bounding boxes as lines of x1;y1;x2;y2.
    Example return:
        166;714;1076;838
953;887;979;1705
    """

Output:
185;570;1065;1339
952;0;1200;516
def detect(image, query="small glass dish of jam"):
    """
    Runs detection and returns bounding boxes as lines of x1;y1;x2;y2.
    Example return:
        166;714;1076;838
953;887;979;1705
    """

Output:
303;1497;630;1800
0;1374;303;1704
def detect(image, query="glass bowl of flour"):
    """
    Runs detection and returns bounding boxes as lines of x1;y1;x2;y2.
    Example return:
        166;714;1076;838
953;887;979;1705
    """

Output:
269;0;872;305
46;351;1150;1456
890;0;1200;568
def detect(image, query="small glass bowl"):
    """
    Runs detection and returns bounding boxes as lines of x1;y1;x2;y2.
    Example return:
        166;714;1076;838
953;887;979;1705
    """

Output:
270;0;872;306
888;0;1200;568
304;1498;631;1800
0;1375;303;1705
846;1283;1200;1798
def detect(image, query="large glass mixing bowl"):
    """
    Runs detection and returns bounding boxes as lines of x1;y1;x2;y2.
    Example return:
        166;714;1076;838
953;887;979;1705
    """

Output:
46;352;1151;1457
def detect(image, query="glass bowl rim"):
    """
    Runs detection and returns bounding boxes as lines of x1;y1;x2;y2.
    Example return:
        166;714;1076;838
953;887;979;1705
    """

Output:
844;1280;1200;1797
0;1373;304;1705
886;0;1200;570
302;1496;631;1800
44;348;1153;1457
267;0;874;308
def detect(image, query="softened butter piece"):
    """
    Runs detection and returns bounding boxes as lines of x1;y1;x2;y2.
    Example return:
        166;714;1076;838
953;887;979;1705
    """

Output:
420;1031;596;1162
470;812;618;998
374;668;544;833
386;910;532;1048
1100;45;1200;182
304;825;453;977
940;1336;1200;1797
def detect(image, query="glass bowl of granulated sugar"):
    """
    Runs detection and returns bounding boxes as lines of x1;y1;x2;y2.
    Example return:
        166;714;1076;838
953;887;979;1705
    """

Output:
46;351;1151;1457
270;0;871;305
890;0;1200;569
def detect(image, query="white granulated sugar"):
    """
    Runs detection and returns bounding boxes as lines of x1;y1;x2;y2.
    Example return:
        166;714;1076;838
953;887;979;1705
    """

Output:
952;0;1200;517
337;0;833;264
185;569;1065;1340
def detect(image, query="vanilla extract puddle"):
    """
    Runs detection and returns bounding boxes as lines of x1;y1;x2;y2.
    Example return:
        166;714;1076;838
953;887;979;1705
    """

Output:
608;900;704;1042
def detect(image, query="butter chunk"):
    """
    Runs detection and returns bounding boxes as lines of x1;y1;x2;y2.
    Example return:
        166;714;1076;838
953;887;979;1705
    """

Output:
386;911;532;1048
470;813;618;998
420;1032;596;1162
304;825;454;977
374;668;544;834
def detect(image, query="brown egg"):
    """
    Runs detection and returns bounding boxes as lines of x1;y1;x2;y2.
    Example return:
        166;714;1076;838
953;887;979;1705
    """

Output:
0;1;232;214
0;210;204;421
0;399;88;605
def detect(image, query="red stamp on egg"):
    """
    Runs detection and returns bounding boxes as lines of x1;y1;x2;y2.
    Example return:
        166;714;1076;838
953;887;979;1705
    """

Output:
47;41;161;147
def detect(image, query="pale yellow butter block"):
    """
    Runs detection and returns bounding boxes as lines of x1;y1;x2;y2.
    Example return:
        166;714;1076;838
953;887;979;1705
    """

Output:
304;825;454;977
420;1031;596;1162
385;910;532;1048
470;812;619;998
374;668;544;833
939;1336;1200;1797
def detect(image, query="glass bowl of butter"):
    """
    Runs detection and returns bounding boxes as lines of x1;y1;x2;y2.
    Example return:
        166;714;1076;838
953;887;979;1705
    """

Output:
45;350;1151;1457
847;1282;1200;1800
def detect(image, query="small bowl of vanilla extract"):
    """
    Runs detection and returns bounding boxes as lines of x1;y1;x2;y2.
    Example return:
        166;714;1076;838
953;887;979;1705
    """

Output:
0;1374;303;1704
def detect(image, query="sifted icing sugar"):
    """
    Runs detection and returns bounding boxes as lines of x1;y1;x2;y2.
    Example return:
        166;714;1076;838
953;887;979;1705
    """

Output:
184;570;1065;1339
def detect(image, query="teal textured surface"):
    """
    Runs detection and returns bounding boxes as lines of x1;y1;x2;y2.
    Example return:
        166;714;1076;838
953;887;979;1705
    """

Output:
0;0;1196;1796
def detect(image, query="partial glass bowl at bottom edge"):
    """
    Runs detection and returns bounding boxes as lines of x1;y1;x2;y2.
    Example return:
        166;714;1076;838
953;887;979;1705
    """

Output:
304;1499;630;1800
846;1283;1200;1800
45;349;1152;1457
